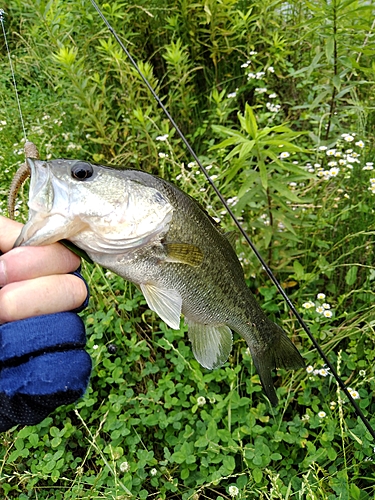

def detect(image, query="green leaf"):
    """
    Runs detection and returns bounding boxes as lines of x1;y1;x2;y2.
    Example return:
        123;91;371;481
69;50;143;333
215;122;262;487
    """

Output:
327;447;337;460
332;74;341;91
345;266;358;286
271;180;302;202
253;467;263;483
211;124;246;140
51;437;62;448
237;170;259;197
325;36;335;63
259;159;268;190
28;434;39;447
240;104;258;138
293;261;305;280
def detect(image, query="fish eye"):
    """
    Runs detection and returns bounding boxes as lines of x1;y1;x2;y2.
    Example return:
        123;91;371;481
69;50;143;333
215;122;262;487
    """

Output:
71;162;94;181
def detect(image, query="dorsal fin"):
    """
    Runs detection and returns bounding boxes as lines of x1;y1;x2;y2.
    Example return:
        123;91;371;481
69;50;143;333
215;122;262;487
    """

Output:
224;230;237;249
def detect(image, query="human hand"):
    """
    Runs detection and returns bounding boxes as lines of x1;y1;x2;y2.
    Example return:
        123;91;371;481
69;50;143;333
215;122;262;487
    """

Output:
0;215;92;431
0;215;88;323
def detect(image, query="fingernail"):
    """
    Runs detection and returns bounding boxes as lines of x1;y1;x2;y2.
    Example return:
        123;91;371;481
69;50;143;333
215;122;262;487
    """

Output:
0;259;7;287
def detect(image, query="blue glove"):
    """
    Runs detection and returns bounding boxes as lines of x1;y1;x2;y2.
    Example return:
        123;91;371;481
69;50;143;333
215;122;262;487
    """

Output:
0;270;92;432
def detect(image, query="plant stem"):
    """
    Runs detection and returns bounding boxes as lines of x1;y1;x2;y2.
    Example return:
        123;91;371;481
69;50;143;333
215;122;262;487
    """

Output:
324;0;338;141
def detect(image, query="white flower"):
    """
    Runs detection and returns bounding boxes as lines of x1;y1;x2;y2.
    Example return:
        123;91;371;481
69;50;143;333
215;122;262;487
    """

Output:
249;50;257;55
197;396;206;406
302;301;315;309
326;149;336;156
302;414;310;421
269;93;277;98
349;390;360;399
267;66;275;73
279;151;290;159
316;306;324;314
156;134;169;141
329;167;340;177
158;152;167;158
255;87;267;93
150;468;157;476
229;485;239;497
317;293;326;300
319;368;329;377
227;196;238;206
266;102;281;112
359;370;366;377
306;365;314;373
255;71;265;79
323;310;333;318
343;134;354;142
120;461;130;473
318;411;326;418
363;164;374;170
93;345;99;350
67;142;81;150
247;72;256;80
322;303;330;309
241;61;251;68
227;91;237;98
318;146;328;151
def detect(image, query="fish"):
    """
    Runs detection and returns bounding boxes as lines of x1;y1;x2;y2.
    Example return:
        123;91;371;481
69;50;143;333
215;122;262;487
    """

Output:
13;158;305;405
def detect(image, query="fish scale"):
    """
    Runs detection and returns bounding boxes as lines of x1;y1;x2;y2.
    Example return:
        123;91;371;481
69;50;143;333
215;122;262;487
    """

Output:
14;158;305;405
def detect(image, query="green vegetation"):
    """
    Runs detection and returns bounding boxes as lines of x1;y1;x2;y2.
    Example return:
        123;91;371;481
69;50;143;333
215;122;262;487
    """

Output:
1;0;375;498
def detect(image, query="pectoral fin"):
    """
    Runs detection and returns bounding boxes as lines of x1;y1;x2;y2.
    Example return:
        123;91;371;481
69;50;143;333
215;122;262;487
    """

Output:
164;243;203;267
140;283;182;330
186;320;233;369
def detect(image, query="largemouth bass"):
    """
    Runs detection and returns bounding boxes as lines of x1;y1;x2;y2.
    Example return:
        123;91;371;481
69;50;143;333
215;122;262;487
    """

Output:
14;158;304;405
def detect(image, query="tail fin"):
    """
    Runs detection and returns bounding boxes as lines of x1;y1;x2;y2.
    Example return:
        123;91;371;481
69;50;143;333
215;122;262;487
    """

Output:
248;323;304;406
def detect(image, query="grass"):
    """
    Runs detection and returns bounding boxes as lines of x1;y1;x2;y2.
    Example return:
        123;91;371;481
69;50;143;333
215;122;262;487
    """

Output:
1;0;375;498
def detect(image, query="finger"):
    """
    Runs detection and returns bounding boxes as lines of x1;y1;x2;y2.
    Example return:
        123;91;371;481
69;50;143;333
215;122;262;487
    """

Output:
0;216;24;252
0;244;81;287
0;274;88;324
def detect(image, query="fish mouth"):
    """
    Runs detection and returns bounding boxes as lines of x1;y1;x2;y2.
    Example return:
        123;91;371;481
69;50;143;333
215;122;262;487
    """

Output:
13;158;73;248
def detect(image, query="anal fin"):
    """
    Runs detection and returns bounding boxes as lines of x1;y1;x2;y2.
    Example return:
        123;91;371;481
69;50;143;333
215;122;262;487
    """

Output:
186;319;233;369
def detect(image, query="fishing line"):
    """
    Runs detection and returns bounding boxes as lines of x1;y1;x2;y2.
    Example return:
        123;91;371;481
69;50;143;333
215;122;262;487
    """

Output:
0;9;28;146
90;0;373;439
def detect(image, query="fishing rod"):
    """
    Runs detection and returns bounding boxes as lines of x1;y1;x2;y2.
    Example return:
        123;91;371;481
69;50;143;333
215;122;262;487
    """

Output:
89;1;375;438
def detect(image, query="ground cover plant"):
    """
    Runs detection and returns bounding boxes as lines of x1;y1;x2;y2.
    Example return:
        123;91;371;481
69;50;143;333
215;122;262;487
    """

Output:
0;0;375;498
